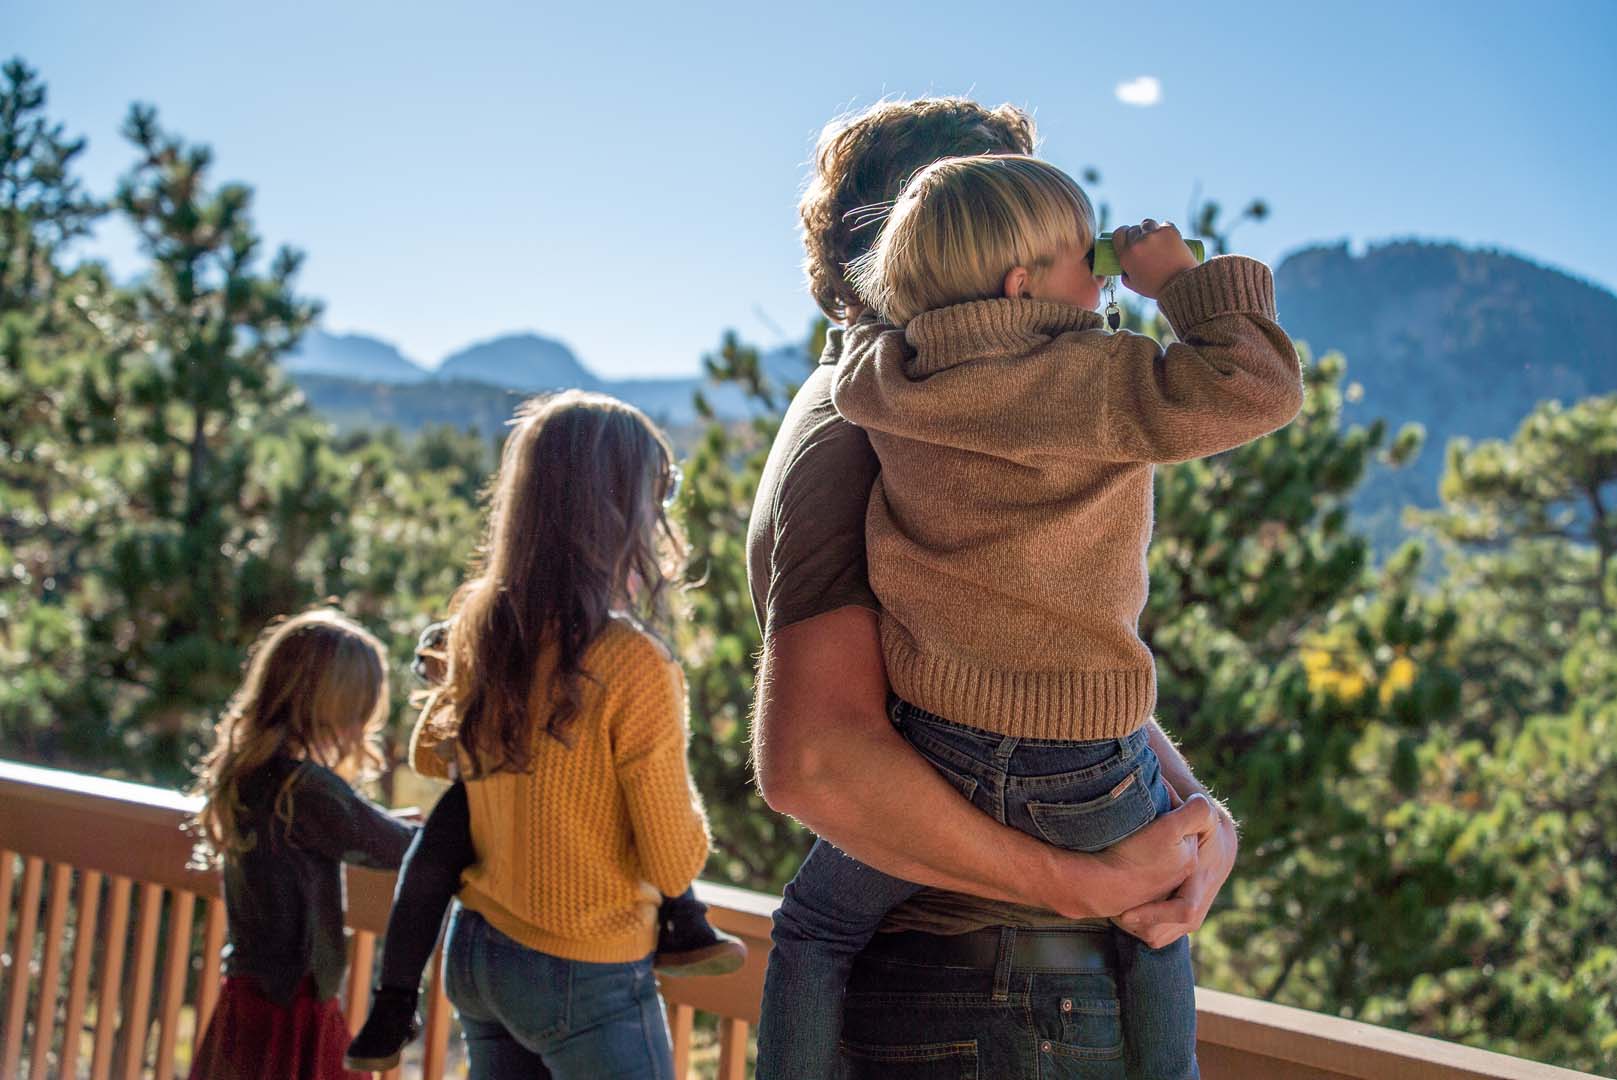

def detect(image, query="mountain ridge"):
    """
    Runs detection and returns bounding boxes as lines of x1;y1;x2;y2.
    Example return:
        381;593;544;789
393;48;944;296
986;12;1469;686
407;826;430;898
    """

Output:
289;239;1617;535
1271;239;1617;541
288;332;812;430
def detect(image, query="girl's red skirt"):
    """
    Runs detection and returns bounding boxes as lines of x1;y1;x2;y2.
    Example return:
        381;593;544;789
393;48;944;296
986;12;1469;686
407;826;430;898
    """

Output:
189;975;366;1080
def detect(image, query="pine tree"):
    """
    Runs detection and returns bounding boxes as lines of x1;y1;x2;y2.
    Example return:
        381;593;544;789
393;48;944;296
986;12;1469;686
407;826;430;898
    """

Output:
75;105;323;775
1389;396;1617;1072
0;63;495;784
673;329;818;888
0;57;130;765
1144;346;1471;1014
0;58;101;311
1421;395;1617;729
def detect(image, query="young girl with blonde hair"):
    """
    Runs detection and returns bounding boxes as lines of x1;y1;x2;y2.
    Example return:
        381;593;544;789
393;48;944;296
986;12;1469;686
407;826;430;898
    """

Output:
761;154;1302;1078
188;608;415;1080
393;390;716;1079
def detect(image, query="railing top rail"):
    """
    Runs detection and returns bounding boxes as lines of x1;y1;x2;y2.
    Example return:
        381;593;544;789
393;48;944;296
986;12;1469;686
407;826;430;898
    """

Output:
1196;989;1592;1080
0;758;198;817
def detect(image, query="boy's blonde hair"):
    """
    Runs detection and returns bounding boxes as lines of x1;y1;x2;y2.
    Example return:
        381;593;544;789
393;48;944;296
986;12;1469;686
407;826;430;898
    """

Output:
190;608;389;863
799;97;1038;322
848;154;1097;326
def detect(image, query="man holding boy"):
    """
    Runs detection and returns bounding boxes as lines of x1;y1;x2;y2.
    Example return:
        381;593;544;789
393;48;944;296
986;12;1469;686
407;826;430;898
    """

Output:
747;97;1240;1078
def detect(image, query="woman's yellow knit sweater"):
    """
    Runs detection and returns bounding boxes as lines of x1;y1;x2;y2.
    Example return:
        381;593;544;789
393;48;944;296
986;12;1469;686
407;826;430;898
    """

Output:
409;618;711;964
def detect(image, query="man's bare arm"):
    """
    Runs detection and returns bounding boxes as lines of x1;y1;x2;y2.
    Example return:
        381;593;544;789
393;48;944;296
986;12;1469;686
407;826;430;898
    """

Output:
753;605;1209;920
1116;720;1240;947
1147;722;1206;805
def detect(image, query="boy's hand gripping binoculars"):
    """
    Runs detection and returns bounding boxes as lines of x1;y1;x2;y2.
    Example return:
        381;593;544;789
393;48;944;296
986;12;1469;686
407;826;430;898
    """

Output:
1091;233;1207;277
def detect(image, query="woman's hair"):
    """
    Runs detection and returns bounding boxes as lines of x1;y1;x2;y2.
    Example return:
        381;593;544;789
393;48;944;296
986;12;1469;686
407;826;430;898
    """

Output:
190;608;389;862
847;154;1097;326
799;97;1038;322
427;390;684;777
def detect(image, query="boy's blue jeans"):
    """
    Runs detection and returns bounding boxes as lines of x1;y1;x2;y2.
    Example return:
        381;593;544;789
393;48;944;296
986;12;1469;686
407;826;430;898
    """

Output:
755;702;1198;1080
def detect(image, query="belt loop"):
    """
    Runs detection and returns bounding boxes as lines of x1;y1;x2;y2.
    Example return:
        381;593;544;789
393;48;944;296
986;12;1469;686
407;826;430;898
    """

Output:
992;927;1015;1002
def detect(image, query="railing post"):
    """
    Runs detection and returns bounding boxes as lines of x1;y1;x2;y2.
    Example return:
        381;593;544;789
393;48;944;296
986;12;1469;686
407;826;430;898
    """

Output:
346;930;377;1034
89;875;133;1080
118;880;163;1080
716;1016;749;1080
58;869;103;1080
2;856;45;1079
153;889;197;1077
669;1001;694;1079
192;895;227;1053
27;862;73;1080
0;853;16;964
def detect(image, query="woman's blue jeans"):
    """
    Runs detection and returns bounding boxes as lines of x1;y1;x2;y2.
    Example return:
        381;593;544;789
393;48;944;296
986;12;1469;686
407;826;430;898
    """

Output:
443;904;674;1079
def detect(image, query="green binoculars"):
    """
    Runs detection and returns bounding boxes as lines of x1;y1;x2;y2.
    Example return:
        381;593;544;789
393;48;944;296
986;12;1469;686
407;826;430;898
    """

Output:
1091;233;1207;277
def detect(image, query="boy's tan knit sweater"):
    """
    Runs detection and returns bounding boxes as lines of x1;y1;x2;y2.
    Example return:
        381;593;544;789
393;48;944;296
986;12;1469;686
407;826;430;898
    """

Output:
410;618;711;964
832;256;1302;742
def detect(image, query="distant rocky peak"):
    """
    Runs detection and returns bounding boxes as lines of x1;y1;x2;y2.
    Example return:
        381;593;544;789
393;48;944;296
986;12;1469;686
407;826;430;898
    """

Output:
282;328;427;384
434;333;602;393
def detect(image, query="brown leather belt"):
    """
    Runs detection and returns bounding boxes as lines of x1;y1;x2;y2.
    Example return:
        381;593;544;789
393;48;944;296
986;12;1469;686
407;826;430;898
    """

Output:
862;927;1117;973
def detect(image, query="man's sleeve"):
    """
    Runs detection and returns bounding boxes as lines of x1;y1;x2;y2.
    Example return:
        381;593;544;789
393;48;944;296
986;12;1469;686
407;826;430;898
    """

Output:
758;410;882;637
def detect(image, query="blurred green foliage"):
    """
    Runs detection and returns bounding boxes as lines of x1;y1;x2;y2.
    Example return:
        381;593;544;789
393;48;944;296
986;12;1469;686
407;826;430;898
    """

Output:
0;59;487;791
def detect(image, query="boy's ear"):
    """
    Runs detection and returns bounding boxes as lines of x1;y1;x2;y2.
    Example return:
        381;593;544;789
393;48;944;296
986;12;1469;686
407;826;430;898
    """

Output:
1003;266;1031;300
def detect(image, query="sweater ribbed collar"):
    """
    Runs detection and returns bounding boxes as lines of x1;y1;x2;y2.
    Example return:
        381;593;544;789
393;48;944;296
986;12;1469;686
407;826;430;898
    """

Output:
818;323;847;366
904;299;1103;377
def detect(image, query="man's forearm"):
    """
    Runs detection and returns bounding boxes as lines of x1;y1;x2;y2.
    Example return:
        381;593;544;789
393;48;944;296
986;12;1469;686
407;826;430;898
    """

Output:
1147;720;1205;799
1117;719;1240;945
755;607;1070;910
1147;719;1235;824
765;694;1062;907
756;608;1207;920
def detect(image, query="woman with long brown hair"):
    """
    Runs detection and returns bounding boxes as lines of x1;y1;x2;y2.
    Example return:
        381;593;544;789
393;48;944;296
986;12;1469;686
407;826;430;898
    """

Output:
396;390;714;1079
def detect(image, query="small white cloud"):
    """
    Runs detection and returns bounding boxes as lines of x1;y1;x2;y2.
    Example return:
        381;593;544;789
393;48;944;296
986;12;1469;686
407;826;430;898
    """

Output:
1115;76;1162;107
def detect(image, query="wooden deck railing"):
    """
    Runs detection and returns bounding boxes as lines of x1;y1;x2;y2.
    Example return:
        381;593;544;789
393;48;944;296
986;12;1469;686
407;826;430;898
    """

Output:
0;759;1598;1079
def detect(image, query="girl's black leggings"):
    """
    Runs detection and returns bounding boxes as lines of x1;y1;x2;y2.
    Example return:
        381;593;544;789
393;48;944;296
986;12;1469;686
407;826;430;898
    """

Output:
378;779;475;990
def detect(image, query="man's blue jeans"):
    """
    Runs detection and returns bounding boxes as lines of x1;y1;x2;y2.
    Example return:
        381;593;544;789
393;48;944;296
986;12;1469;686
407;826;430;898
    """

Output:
841;929;1125;1079
755;705;1198;1080
443;905;674;1079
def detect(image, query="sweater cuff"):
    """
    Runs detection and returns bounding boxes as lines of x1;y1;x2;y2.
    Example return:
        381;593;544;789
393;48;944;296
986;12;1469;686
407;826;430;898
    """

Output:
1157;255;1277;335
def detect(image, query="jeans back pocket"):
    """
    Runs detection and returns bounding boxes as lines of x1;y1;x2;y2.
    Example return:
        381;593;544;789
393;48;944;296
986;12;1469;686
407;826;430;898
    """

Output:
1026;765;1157;852
841;1038;980;1080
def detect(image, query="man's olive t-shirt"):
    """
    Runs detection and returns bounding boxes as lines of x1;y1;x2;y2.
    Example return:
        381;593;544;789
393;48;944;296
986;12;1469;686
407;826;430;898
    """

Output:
746;326;1081;935
746;326;881;636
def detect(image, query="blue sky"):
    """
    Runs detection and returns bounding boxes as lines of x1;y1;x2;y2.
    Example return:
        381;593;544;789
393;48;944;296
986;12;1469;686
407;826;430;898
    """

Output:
10;0;1617;377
